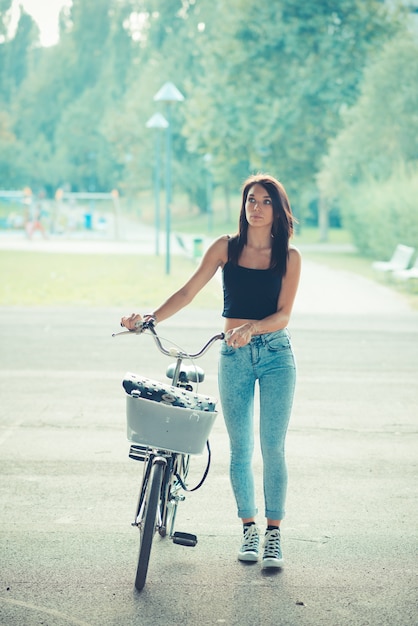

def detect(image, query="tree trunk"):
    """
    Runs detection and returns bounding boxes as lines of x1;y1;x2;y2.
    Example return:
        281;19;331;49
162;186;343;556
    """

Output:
318;196;329;242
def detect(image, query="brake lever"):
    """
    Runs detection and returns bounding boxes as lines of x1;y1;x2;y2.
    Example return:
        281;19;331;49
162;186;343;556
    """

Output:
112;329;137;337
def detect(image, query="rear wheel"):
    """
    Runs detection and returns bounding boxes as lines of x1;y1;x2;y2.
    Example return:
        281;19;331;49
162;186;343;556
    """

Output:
135;460;165;591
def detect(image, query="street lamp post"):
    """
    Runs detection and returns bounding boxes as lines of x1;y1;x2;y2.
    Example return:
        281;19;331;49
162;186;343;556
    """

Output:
146;113;168;256
154;82;184;275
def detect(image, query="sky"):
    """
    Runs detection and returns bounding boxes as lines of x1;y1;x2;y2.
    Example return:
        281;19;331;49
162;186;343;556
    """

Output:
12;0;71;47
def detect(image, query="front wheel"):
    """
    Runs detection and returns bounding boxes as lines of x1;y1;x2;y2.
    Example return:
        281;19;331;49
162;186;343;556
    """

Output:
135;459;165;591
160;454;189;538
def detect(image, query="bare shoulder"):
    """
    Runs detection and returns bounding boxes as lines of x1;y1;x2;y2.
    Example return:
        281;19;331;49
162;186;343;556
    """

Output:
204;235;230;267
216;234;231;246
289;244;301;256
286;245;302;277
215;234;231;245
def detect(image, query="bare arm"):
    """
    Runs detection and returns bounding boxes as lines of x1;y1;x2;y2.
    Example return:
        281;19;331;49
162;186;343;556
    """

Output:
252;246;302;332
121;236;228;330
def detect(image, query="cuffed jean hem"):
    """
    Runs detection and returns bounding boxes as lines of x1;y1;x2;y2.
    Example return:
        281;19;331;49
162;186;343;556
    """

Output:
265;510;285;520
237;508;258;519
237;509;285;520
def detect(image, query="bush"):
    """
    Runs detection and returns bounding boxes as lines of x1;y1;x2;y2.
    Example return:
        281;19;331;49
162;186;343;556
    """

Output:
340;165;418;258
317;34;418;258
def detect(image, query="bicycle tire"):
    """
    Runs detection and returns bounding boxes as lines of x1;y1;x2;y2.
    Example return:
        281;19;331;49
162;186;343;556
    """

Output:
158;462;171;538
160;454;189;537
158;457;174;538
135;459;165;591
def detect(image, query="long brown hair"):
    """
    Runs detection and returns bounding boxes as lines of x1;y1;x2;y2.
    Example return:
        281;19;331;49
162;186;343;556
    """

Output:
228;174;295;276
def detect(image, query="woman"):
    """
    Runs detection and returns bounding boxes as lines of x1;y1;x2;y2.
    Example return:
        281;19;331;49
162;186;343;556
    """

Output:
121;173;301;568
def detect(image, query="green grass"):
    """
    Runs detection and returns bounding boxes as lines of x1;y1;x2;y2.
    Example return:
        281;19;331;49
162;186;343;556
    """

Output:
301;251;376;279
1;225;417;309
293;227;352;246
0;251;222;308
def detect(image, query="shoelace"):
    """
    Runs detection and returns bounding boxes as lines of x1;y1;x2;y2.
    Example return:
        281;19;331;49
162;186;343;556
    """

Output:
263;529;281;558
242;525;259;552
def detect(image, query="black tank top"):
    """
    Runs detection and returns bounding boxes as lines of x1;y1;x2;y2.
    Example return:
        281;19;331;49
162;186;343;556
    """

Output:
222;262;282;320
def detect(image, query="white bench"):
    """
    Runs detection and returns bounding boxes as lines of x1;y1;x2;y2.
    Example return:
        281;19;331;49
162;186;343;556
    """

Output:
372;244;415;274
393;257;418;281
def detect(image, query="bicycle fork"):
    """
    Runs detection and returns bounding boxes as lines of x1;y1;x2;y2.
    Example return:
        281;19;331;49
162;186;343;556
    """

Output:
131;450;197;547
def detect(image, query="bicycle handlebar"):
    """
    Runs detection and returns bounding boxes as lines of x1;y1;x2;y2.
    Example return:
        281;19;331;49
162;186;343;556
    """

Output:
112;320;225;360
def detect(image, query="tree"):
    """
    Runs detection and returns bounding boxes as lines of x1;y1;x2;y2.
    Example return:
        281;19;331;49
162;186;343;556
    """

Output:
54;86;118;190
8;0;133;192
0;0;407;212
182;0;402;219
67;0;112;97
0;0;13;100
318;34;418;255
0;110;27;187
113;0;214;205
319;34;418;194
0;4;39;103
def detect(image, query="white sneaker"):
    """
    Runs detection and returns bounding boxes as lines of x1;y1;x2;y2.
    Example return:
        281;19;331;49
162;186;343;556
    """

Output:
262;528;284;568
238;524;259;562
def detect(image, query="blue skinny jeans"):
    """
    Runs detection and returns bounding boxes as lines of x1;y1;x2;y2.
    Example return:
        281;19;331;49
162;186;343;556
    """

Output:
218;329;296;520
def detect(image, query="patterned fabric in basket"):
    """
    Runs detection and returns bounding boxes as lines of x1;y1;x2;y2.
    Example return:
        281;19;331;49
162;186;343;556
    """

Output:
123;372;217;412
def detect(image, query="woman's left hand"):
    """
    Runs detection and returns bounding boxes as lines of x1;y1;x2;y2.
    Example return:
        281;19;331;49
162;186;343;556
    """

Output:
225;322;255;348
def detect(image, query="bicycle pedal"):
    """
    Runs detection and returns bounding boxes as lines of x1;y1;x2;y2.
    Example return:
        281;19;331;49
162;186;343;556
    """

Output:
172;532;198;547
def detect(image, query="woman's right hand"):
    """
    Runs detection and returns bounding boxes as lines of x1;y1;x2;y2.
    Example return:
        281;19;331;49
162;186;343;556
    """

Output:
120;312;142;330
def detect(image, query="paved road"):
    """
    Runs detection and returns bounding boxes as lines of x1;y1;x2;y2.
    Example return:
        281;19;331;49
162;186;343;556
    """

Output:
0;234;417;625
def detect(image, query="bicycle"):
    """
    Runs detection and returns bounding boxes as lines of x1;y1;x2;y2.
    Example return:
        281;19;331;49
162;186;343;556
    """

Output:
113;320;224;591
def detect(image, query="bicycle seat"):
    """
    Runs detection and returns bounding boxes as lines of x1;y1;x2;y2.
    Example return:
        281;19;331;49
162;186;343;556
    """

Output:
165;363;205;383
123;372;217;412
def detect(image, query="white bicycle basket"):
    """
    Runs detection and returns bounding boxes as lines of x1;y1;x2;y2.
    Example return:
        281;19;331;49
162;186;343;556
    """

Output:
124;373;218;455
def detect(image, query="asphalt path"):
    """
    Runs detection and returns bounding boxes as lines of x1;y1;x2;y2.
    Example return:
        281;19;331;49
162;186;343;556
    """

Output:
0;234;417;625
